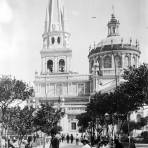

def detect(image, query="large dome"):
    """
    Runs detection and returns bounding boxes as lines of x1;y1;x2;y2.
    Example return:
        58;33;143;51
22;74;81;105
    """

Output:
88;13;140;57
88;13;141;77
88;36;140;56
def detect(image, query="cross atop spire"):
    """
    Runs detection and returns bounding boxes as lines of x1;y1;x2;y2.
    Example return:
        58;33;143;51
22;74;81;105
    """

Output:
112;5;115;15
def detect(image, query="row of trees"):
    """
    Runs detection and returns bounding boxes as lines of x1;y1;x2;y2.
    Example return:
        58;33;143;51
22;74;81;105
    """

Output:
0;76;64;148
77;64;148;138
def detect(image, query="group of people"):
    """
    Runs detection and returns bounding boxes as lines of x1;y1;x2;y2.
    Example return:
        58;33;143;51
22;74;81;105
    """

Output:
5;132;136;148
50;132;91;148
80;135;136;148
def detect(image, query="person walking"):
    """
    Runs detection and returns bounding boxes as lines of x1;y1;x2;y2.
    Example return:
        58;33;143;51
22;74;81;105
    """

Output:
50;131;59;148
129;139;136;148
66;134;69;144
81;138;91;148
61;134;65;142
25;136;33;148
75;134;79;145
114;139;123;148
70;134;74;144
8;139;15;148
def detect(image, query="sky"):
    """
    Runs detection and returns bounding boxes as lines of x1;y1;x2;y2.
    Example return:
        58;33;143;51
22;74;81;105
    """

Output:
0;0;148;83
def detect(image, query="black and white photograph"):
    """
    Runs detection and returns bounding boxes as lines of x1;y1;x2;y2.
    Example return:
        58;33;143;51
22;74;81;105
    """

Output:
0;0;148;148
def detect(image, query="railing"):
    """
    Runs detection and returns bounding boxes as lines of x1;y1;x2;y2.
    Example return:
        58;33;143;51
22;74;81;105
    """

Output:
101;68;122;76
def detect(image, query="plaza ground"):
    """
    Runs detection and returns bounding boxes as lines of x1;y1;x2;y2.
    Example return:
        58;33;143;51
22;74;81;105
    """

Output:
36;142;148;148
35;141;148;148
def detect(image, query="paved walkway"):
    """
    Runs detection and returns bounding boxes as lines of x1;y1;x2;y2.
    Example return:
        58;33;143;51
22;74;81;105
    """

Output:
35;141;96;148
35;141;148;148
136;143;148;148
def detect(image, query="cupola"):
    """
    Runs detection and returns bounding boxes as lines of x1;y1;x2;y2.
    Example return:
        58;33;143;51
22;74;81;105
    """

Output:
107;13;120;37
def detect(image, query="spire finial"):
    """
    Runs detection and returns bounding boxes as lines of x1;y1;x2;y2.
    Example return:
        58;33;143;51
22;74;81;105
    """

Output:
112;5;115;15
48;0;64;32
44;8;48;34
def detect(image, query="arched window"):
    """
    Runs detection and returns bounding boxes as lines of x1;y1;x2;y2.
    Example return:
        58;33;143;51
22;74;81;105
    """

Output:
90;60;94;73
97;57;102;68
103;56;112;68
57;37;60;44
115;55;122;68
51;37;55;44
124;56;130;68
59;59;65;72
113;27;115;34
133;56;137;67
47;60;53;72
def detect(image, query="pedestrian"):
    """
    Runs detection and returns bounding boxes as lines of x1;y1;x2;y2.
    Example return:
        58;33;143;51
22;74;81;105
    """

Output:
81;138;91;148
25;136;33;148
66;134;69;144
50;131;59;148
70;134;74;143
75;134;79;145
129;139;136;148
8;139;15;148
114;139;123;148
61;134;65;142
33;134;36;142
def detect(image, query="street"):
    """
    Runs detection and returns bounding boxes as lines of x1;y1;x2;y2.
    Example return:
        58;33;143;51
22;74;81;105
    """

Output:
36;141;148;148
136;144;148;148
59;143;148;148
60;142;82;148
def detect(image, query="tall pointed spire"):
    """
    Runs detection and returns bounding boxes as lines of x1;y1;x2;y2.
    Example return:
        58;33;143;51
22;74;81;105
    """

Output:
48;0;64;32
61;5;65;32
42;0;70;49
44;8;48;34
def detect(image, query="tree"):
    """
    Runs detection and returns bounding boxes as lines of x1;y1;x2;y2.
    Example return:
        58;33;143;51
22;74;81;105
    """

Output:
0;76;33;146
77;64;148;138
33;103;64;135
7;106;35;148
123;64;148;104
33;103;64;148
121;116;147;135
77;112;91;133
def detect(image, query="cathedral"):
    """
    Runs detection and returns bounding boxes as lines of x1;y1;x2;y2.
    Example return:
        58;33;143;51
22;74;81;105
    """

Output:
33;0;90;135
88;12;140;93
33;0;141;135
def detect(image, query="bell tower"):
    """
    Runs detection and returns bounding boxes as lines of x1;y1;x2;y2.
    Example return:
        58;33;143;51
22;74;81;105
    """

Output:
41;0;72;74
107;12;120;37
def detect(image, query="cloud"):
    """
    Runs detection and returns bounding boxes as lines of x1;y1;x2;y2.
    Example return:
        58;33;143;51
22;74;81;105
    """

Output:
0;0;13;23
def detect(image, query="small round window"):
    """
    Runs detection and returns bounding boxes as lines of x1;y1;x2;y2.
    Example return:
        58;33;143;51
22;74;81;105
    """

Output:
57;37;60;44
51;37;55;44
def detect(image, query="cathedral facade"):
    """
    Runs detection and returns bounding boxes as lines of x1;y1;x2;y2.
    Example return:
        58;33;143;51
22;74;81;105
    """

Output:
33;0;90;135
33;0;141;135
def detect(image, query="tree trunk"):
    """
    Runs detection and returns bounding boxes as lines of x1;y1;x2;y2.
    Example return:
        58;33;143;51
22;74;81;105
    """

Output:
43;134;46;148
18;137;23;148
4;128;8;148
18;140;22;148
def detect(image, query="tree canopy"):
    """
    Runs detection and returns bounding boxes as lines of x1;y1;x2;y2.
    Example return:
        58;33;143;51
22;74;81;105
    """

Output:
7;106;35;148
33;103;64;135
77;64;148;134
